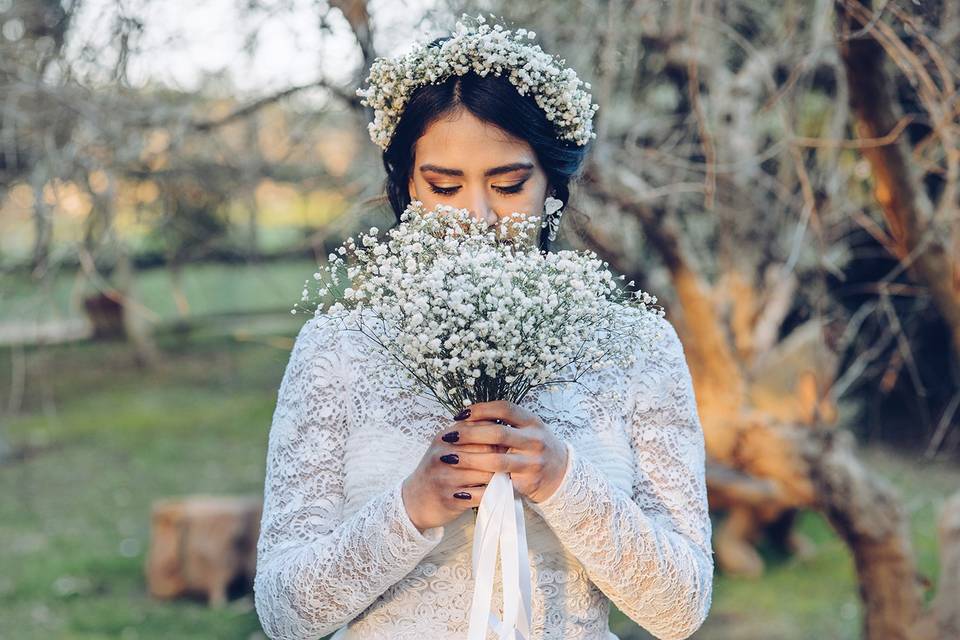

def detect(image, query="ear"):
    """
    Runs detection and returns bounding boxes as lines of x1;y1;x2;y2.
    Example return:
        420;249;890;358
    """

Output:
408;175;417;201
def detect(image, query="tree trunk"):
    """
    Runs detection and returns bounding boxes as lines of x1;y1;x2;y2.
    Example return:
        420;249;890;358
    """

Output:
923;491;960;638
581;152;960;639
30;175;52;278
836;0;960;361
799;428;925;639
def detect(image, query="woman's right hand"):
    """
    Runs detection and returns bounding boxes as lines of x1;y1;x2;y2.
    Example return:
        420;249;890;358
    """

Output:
401;419;501;532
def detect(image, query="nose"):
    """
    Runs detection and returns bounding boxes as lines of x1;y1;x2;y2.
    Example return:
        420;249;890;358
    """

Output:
465;189;498;228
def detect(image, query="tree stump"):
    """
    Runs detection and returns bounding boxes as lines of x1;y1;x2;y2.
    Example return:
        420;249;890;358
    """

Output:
82;292;126;340
145;495;262;608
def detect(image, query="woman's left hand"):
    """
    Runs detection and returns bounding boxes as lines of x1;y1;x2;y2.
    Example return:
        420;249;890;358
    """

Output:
441;400;569;504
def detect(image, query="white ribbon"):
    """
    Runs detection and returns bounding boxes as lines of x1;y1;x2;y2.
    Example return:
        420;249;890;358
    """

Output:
329;471;532;640
467;470;533;640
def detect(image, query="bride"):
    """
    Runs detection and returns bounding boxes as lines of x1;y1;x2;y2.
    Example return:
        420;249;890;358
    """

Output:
253;13;713;640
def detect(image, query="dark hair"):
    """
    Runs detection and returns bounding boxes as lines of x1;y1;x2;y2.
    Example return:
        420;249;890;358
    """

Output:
378;36;593;252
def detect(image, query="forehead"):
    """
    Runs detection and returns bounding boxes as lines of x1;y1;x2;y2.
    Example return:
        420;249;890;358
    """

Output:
413;109;533;167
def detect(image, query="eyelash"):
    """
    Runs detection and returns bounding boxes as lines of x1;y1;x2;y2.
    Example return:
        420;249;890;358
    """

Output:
428;180;527;196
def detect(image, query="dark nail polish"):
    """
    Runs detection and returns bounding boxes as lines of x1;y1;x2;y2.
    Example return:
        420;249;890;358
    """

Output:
453;491;472;500
454;408;471;420
442;431;460;443
440;453;459;465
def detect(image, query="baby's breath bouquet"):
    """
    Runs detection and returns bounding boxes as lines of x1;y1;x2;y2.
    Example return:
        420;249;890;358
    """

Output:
294;200;665;416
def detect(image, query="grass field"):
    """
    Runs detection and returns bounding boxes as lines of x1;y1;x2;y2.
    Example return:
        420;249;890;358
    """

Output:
1;262;957;639
0;259;319;325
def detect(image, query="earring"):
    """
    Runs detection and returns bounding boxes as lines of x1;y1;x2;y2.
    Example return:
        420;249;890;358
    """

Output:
542;195;564;242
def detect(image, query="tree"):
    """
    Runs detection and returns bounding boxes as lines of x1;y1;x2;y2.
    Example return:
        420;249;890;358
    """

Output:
470;1;960;637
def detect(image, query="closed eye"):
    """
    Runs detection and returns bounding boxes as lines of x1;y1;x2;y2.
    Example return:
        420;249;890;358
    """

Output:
495;181;526;195
427;184;458;196
427;180;528;196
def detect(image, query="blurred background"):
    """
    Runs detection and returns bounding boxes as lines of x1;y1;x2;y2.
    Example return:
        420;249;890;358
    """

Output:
1;1;959;639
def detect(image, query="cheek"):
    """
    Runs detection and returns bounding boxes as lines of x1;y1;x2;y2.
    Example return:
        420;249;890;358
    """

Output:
507;194;541;216
510;181;547;214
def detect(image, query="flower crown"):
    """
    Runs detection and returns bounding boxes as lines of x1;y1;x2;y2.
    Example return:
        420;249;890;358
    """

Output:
355;13;600;151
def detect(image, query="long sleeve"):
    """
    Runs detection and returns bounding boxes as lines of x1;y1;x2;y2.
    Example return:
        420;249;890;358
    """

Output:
525;316;714;640
254;316;445;640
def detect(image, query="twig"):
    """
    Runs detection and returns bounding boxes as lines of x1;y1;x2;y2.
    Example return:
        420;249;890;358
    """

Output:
685;0;717;210
191;78;361;132
925;391;960;459
789;114;916;149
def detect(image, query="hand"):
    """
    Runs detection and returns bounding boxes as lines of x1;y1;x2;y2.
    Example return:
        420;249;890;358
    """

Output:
438;400;569;505
402;420;504;532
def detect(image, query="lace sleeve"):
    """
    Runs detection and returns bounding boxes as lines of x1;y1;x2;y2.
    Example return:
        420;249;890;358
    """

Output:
526;315;714;640
254;316;445;640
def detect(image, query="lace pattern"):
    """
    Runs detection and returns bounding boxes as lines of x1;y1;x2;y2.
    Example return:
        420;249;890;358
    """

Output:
254;312;713;640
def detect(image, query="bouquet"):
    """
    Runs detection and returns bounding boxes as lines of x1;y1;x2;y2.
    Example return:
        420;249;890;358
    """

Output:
295;201;664;412
294;201;664;639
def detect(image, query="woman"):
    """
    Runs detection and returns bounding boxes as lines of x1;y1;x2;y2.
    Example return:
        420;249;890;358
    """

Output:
254;14;713;640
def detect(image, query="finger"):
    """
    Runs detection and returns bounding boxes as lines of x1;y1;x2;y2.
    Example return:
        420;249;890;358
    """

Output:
455;442;506;454
444;418;516;432
437;425;504;450
441;468;493;486
460;400;540;428
450;484;486;508
442;421;536;450
441;450;532;474
436;428;504;453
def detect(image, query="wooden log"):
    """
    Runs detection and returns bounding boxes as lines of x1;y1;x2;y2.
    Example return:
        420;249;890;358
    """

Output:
145;495;262;608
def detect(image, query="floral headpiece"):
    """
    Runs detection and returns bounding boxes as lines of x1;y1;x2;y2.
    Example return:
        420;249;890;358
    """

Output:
355;13;599;151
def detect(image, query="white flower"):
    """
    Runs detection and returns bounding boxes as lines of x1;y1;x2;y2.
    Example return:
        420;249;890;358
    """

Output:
297;201;664;416
356;13;599;151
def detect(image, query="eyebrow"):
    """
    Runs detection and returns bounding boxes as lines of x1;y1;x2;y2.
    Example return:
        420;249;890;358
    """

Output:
418;162;534;178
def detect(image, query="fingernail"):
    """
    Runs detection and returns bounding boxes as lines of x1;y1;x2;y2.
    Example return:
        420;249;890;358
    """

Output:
442;431;460;443
453;491;472;500
440;453;459;464
454;408;471;420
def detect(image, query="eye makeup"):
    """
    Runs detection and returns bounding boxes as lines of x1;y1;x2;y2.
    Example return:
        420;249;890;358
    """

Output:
427;179;528;196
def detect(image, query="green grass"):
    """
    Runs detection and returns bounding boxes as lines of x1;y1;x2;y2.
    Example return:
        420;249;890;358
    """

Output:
1;263;958;638
0;328;300;639
0;259;319;325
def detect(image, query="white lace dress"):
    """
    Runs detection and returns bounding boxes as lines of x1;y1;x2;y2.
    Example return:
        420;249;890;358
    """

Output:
253;311;714;640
